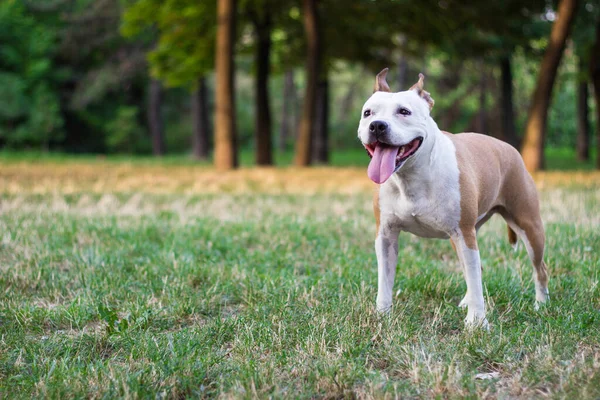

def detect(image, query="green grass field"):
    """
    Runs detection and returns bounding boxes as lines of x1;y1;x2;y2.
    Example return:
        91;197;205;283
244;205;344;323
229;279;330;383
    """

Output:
0;158;599;398
0;145;597;170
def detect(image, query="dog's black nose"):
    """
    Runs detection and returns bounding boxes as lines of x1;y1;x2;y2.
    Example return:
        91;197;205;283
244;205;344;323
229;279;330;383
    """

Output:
369;120;388;137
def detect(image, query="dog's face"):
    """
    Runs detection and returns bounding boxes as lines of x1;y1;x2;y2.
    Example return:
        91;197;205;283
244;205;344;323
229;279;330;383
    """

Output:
357;69;435;184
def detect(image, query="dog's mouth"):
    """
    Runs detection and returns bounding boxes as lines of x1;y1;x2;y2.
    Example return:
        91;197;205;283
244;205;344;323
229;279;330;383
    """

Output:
364;137;423;184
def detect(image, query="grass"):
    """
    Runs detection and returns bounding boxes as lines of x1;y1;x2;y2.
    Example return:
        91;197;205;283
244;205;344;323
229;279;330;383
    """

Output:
0;158;599;398
1;144;597;169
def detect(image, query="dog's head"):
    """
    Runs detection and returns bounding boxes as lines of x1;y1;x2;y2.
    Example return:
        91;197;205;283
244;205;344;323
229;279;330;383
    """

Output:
357;68;435;184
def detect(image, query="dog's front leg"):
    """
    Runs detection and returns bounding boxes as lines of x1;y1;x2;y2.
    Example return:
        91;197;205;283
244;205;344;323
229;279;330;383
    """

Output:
451;229;488;328
375;223;400;313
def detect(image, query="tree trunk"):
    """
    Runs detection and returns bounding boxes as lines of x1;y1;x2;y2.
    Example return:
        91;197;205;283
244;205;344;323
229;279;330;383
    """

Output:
294;85;302;141
520;0;579;171
254;12;273;166
295;0;319;166
148;78;165;156
192;76;210;160
477;59;487;134
576;57;590;161
214;0;238;170
279;70;296;152
590;20;600;169
312;76;329;164
500;55;519;148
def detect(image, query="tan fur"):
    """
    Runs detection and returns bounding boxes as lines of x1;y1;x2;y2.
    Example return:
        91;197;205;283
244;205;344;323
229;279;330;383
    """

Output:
374;68;391;93
364;71;548;319
409;73;434;110
443;131;548;290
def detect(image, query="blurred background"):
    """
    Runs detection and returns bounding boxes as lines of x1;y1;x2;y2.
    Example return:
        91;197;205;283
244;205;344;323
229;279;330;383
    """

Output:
0;0;598;171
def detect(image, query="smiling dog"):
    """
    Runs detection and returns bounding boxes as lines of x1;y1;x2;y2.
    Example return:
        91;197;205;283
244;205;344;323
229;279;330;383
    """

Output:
358;69;548;328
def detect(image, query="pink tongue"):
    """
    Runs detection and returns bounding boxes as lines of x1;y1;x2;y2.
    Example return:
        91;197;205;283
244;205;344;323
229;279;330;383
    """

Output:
367;144;400;184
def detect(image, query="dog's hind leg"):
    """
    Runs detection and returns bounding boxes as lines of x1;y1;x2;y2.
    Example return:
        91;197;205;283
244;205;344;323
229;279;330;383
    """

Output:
501;209;549;307
513;219;549;306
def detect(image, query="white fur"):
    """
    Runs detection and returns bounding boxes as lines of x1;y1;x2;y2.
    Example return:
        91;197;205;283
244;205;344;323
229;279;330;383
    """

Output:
364;87;482;328
377;127;461;240
363;84;545;329
358;90;431;148
362;89;462;240
452;234;488;328
375;233;399;312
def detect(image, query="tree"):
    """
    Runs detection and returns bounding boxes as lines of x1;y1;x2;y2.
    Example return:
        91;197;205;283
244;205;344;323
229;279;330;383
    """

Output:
214;0;238;170
521;0;579;171
312;76;329;163
577;56;590;161
148;78;165;155
476;59;488;134
0;1;64;150
249;6;273;165
571;0;600;162
590;20;600;169
60;0;150;153
295;0;319;166
191;77;210;159
279;70;297;152
499;55;519;148
296;0;404;165
122;0;217;159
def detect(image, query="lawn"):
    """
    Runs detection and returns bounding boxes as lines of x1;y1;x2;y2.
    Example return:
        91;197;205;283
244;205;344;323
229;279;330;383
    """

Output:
0;145;597;169
0;157;599;398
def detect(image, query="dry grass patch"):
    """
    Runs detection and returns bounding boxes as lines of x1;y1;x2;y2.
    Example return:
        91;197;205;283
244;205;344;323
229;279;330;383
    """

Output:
1;161;599;195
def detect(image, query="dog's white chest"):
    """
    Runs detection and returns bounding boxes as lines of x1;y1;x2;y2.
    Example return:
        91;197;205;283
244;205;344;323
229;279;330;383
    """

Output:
378;133;461;239
383;188;460;239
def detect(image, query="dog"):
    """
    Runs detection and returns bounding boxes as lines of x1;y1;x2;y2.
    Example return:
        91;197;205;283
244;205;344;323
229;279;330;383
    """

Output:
357;68;549;328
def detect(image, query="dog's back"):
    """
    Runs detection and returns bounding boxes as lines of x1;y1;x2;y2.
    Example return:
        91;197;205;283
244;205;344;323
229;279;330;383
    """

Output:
443;131;539;216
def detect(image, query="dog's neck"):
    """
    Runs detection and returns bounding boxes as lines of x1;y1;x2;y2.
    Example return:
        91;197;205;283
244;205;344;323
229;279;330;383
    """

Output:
388;117;456;198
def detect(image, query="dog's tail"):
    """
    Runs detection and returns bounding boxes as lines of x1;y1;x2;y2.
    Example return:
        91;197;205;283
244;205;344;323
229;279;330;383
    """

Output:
507;225;518;251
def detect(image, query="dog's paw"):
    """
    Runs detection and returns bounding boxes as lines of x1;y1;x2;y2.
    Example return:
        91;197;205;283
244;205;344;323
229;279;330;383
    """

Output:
376;304;392;314
535;288;550;306
465;314;489;331
534;297;549;311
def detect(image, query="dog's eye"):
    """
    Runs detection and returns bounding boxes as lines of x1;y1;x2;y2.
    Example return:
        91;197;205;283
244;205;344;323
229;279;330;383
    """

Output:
397;108;411;116
363;109;371;118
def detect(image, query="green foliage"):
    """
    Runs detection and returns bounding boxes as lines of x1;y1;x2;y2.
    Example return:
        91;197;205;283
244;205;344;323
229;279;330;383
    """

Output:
0;0;595;159
0;72;27;120
121;0;216;88
106;106;150;153
0;1;64;148
268;5;304;72
572;0;600;69
98;304;130;335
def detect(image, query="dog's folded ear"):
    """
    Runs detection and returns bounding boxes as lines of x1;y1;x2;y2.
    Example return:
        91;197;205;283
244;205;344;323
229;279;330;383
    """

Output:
374;68;391;93
410;73;435;111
